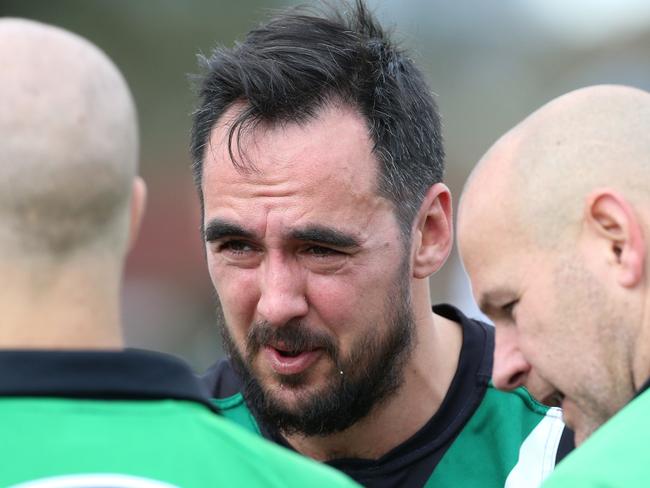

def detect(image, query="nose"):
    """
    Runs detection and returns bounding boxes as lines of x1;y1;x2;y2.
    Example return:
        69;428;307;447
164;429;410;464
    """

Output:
256;252;308;326
492;326;531;391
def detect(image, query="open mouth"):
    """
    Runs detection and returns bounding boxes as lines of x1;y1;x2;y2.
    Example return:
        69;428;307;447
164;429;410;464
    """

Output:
264;344;323;375
275;349;302;358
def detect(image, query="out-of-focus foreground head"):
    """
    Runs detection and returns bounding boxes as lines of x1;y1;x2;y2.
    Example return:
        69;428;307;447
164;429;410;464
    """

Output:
0;18;141;261
0;18;145;347
458;84;650;445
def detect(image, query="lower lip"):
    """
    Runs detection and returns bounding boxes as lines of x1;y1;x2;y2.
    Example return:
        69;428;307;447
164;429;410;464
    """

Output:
263;347;323;375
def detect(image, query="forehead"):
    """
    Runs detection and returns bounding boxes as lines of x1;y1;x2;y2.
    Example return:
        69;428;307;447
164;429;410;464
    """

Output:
204;102;376;182
458;141;533;308
460;214;516;308
461;222;543;316
201;102;394;236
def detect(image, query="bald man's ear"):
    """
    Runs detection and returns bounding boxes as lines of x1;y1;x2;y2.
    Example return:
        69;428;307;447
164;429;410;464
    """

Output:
127;176;147;252
412;183;453;279
582;190;645;287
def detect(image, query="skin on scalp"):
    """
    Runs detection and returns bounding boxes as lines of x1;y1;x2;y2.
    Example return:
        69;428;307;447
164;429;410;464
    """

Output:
462;84;650;250
0;18;142;348
0;18;138;255
508;85;650;248
458;84;650;445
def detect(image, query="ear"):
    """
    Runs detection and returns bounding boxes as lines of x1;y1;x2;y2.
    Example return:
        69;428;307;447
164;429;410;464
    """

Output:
127;176;147;252
582;189;645;287
412;183;453;279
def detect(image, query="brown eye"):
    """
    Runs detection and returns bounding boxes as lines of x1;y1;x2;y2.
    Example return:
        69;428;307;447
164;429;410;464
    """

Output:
306;246;341;257
219;240;255;255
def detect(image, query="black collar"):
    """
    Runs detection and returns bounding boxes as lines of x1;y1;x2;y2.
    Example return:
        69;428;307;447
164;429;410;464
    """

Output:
318;304;494;486
0;348;217;412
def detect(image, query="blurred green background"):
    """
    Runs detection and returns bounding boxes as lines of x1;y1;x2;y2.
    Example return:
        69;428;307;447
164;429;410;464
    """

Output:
3;0;650;370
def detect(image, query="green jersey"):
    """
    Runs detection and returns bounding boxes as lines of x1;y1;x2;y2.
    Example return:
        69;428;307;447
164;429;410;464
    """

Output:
0;349;358;488
542;380;650;487
203;304;573;487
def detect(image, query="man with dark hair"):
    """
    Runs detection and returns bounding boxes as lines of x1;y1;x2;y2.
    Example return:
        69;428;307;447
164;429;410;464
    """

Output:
192;2;570;486
0;17;357;488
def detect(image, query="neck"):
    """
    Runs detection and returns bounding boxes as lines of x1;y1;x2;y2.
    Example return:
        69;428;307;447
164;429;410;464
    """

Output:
0;261;124;350
285;283;462;461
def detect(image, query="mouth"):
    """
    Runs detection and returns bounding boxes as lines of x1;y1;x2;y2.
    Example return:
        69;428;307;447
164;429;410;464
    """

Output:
541;391;565;408
263;343;324;376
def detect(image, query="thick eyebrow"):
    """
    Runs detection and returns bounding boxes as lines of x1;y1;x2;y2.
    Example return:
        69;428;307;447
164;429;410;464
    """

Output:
290;225;361;248
204;219;255;242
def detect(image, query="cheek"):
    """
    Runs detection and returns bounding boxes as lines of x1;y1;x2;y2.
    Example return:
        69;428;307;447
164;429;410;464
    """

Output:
306;277;358;327
208;256;260;334
306;271;393;338
516;310;550;361
518;308;567;379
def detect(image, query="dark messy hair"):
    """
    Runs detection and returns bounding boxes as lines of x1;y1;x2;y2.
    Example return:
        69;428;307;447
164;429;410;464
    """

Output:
190;0;444;237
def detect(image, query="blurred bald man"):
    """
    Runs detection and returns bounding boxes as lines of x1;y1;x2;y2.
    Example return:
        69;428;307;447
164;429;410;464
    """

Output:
0;18;358;488
458;85;650;486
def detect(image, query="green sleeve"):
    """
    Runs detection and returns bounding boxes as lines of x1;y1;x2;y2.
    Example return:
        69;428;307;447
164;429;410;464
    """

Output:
543;391;650;488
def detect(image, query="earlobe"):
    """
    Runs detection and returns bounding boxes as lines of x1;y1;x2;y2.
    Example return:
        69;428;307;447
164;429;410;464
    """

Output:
412;183;453;279
584;190;645;287
127;176;147;252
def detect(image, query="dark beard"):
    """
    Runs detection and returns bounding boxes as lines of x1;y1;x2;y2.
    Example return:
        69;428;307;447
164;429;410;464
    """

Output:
216;268;415;437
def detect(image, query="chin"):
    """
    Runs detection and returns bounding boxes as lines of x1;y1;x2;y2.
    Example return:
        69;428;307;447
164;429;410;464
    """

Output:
264;375;322;403
573;427;589;447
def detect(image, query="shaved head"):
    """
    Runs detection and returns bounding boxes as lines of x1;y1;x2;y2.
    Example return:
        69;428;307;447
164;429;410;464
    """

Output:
459;85;650;444
460;85;650;249
0;18;138;259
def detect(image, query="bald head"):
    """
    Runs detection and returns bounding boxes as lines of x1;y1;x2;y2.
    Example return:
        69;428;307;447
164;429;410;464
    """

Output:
459;86;650;442
0;18;139;259
460;85;650;249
